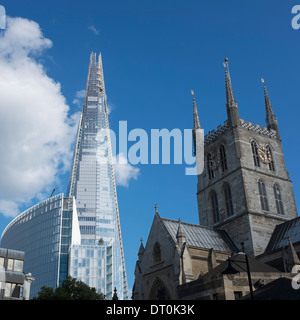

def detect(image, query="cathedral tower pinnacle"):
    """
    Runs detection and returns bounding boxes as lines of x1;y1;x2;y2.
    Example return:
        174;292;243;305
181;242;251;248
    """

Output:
223;58;240;127
261;78;280;140
191;90;201;156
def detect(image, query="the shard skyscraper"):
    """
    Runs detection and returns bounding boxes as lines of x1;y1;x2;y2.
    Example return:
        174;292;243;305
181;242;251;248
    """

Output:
67;52;128;300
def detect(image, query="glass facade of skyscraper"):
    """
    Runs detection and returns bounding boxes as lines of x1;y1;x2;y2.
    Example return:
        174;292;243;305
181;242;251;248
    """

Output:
1;52;128;300
67;52;128;300
0;194;80;298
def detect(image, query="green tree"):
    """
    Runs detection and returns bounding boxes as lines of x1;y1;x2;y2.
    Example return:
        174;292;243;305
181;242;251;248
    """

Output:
33;276;105;300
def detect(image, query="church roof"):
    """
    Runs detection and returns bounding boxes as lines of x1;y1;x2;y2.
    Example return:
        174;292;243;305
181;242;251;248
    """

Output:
160;217;238;253
264;217;300;253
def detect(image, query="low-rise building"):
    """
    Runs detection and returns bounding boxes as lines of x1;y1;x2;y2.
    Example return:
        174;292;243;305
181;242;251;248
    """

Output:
0;248;34;300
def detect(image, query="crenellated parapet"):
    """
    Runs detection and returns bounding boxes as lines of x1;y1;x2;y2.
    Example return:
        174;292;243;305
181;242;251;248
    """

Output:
204;118;277;145
240;118;277;138
204;120;229;145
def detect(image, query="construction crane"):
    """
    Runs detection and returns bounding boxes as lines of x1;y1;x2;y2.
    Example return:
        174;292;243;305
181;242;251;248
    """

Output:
50;188;56;198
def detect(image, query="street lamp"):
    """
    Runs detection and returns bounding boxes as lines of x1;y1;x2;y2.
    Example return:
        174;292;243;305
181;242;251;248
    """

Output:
222;242;254;300
222;258;239;280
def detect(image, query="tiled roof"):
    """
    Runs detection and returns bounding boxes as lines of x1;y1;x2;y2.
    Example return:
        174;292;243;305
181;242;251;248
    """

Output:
160;217;238;253
265;217;300;253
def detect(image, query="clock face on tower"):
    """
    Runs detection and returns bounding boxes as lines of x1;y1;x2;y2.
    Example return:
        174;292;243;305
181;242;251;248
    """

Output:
258;146;272;164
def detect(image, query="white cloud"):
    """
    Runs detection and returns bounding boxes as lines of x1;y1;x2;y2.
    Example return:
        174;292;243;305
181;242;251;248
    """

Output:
106;102;114;115
0;17;78;217
75;89;85;99
0;200;19;218
88;25;100;36
113;153;140;187
72;89;85;107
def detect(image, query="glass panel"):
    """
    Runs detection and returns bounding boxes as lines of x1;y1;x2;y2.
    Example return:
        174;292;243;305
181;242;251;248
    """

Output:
7;259;14;271
0;257;4;268
11;283;20;298
14;260;23;272
4;283;11;297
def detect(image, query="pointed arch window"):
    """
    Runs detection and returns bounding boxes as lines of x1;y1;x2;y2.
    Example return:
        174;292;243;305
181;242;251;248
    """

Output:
223;183;234;217
220;145;227;172
251;141;260;167
207;154;215;180
153;242;161;262
210;191;220;223
258;179;269;211
266;145;275;171
149;278;171;300
273;184;284;215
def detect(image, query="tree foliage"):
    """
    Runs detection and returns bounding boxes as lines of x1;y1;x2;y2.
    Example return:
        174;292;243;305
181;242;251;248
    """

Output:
33;276;105;300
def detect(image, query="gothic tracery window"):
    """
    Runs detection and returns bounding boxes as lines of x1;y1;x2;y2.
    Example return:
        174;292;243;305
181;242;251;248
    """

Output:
220;145;227;172
266;145;275;171
207;154;215;180
153;242;161;262
251;141;260;167
210;190;220;223
223;183;234;217
149;278;171;300
274;183;284;215
258;179;269;211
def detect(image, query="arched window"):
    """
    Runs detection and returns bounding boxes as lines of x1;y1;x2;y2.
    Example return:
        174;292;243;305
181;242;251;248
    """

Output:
210;191;220;223
220;145;227;172
258;179;269;211
149;278;171;300
266;145;275;171
223;183;234;217
153;242;161;262
251;141;260;167
207;154;215;180
273;184;284;215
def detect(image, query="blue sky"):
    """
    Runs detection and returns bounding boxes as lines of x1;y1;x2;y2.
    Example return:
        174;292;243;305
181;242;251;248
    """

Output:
0;0;299;292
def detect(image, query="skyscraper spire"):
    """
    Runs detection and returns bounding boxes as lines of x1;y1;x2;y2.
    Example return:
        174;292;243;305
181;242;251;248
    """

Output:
223;58;240;127
66;52;129;300
98;52;106;97
261;78;280;139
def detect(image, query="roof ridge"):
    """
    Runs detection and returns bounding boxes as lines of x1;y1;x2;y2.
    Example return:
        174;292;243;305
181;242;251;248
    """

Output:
160;217;215;230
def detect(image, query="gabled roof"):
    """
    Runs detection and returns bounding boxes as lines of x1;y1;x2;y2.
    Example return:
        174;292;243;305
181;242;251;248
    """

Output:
160;217;238;253
265;217;300;253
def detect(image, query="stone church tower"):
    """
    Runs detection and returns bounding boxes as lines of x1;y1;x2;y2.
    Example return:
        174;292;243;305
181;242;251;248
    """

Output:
195;59;298;256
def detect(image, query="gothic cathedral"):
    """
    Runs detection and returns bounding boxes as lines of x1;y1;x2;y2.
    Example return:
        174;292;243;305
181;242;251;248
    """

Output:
194;59;298;256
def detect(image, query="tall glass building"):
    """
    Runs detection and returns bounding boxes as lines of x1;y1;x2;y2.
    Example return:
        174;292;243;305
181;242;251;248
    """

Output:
66;52;128;300
1;53;128;300
1;194;81;298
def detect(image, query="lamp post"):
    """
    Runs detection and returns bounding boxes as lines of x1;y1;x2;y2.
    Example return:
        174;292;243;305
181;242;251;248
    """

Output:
222;242;254;300
240;242;254;300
